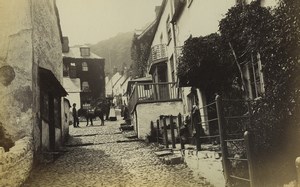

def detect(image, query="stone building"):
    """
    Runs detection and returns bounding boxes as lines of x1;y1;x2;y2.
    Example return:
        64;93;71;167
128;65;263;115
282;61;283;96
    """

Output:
62;40;105;110
0;0;68;186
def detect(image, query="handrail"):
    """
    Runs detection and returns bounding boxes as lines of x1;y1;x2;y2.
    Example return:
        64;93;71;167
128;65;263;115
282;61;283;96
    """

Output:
136;82;177;86
128;82;181;113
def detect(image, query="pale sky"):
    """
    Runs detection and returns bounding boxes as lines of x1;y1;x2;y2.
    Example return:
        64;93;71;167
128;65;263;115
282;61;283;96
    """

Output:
56;0;162;46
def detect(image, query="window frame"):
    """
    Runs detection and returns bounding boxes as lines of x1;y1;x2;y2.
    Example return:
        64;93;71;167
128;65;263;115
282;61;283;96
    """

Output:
244;52;265;99
82;62;88;72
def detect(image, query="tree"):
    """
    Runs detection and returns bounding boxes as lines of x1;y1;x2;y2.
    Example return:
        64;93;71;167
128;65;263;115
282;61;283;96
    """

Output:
219;1;300;185
177;33;239;101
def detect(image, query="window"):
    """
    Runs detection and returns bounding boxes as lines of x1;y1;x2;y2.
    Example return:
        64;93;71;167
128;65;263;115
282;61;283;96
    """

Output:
244;52;265;99
82;102;91;110
82;81;90;92
69;63;77;78
166;15;172;44
80;47;90;56
82;62;88;71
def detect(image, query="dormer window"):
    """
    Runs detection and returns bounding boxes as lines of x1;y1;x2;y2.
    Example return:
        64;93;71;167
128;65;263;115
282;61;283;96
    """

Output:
80;47;90;56
82;62;88;71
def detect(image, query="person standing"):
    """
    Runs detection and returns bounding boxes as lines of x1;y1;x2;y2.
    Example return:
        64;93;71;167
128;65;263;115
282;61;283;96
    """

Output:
72;103;79;127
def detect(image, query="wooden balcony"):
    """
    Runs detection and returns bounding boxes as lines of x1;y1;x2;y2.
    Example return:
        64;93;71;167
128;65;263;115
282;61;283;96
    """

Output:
128;82;181;113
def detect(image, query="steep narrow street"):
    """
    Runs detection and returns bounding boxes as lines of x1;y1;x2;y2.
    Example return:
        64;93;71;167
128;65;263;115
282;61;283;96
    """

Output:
23;117;212;187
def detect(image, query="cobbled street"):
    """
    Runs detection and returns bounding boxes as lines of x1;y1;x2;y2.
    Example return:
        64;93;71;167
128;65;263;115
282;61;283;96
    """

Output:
23;118;212;187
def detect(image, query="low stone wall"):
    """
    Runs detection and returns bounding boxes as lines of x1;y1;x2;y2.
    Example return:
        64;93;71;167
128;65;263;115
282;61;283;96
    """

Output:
0;136;33;187
135;101;183;139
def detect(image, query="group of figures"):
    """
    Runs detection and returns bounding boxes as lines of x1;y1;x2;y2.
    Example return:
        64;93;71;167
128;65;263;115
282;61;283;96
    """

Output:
72;100;111;127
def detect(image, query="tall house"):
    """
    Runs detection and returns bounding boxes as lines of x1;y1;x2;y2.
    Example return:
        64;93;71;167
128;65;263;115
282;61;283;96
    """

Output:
62;39;105;110
0;0;69;185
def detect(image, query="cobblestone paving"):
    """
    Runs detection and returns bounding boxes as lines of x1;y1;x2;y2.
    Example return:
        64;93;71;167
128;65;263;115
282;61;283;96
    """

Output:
23;119;212;187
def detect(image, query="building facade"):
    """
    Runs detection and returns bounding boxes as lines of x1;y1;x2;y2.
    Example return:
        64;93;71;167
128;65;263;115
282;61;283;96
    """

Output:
0;0;68;185
62;41;105;110
147;0;276;134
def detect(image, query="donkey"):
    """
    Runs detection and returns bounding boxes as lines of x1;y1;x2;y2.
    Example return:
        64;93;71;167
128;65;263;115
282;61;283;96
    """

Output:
78;105;104;126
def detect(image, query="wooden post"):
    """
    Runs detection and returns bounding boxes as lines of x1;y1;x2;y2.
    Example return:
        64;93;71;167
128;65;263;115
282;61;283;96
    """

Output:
163;117;169;148
150;121;154;142
170;115;176;149
178;113;185;150
245;131;257;187
216;95;231;185
296;157;300;187
195;122;201;151
156;119;160;144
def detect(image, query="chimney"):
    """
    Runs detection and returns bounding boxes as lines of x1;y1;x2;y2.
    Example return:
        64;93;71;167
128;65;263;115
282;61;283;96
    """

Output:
62;36;69;53
155;6;161;18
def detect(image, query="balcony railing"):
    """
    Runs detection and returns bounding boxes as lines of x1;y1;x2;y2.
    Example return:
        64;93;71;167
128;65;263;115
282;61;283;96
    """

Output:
150;44;168;63
128;82;181;113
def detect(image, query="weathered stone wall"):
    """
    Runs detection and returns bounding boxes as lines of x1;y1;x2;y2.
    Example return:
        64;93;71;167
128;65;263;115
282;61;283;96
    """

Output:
135;101;183;139
0;0;34;142
31;0;63;152
32;0;63;79
0;0;64;185
0;137;33;187
0;0;63;150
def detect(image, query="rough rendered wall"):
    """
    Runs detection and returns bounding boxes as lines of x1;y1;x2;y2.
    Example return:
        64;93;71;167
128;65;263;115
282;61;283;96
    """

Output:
0;1;34;186
0;0;34;141
31;0;63;152
135;101;183;139
32;0;63;79
0;0;63;186
0;137;33;187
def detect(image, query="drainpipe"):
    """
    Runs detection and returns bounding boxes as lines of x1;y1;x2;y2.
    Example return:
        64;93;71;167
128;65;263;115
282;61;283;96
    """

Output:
170;1;180;99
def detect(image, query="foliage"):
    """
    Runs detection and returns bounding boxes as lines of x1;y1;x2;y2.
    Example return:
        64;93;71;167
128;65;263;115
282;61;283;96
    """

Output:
131;34;150;78
177;33;240;101
219;2;273;59
131;25;155;78
250;0;300;185
178;0;300;185
219;1;300;185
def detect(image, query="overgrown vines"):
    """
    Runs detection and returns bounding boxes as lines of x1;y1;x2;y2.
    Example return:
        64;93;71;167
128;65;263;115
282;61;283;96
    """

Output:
178;1;300;185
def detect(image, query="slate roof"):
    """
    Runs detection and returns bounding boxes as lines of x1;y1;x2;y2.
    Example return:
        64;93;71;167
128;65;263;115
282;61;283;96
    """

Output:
62;47;104;60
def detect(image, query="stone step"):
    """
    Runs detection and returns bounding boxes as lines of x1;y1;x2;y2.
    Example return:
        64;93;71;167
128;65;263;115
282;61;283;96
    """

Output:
154;150;173;157
160;155;183;165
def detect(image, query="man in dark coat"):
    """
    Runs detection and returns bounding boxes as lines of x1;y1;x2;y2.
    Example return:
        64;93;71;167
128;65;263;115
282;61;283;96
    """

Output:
72;103;79;127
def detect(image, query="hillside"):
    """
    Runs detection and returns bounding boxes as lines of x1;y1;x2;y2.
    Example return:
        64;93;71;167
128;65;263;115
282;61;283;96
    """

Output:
90;31;134;74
